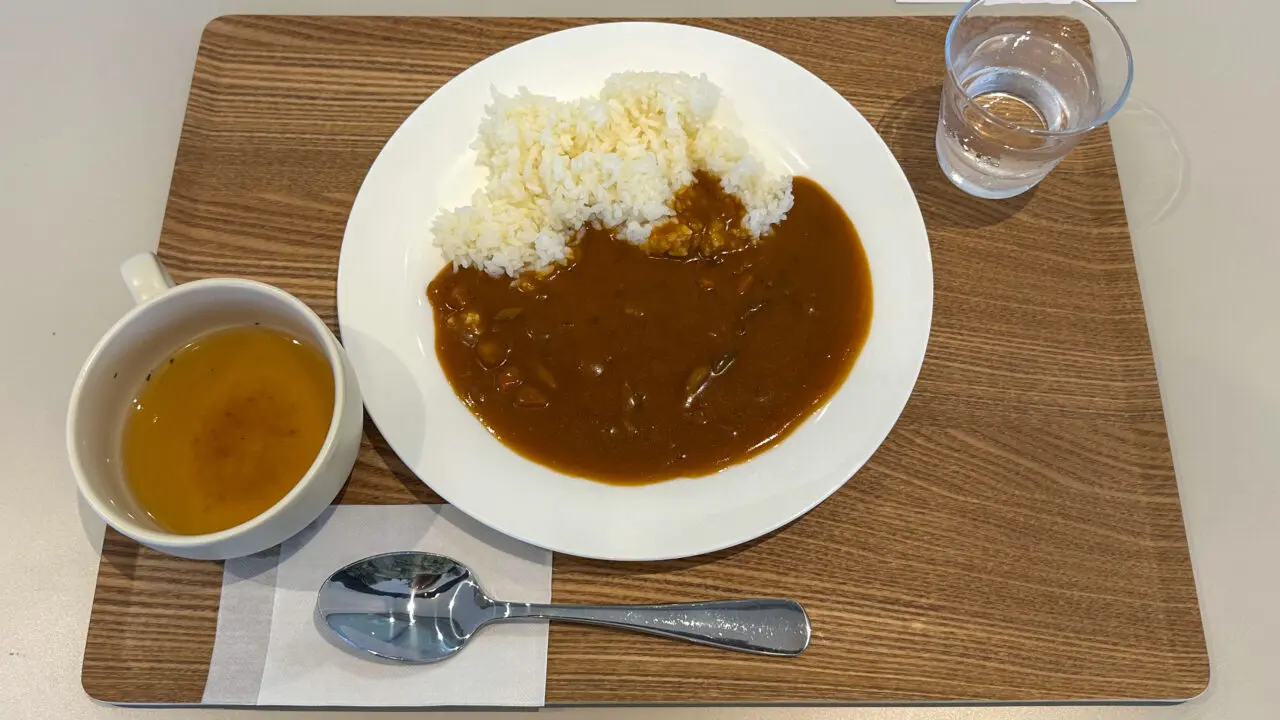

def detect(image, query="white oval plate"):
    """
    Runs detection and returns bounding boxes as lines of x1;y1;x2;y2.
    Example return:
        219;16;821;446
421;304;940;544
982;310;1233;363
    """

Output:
337;22;932;561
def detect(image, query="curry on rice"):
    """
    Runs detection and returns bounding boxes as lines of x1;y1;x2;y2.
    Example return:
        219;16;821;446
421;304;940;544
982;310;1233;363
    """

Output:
427;172;872;484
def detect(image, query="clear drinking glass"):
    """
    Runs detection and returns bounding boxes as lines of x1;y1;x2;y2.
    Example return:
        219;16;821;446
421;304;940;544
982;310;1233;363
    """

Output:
936;0;1134;199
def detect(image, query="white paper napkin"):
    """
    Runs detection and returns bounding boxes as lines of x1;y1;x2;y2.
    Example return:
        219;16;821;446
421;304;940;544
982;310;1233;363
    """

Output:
202;504;553;707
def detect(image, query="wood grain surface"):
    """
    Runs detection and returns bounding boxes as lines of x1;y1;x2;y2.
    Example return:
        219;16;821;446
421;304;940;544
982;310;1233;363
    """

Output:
82;16;1208;705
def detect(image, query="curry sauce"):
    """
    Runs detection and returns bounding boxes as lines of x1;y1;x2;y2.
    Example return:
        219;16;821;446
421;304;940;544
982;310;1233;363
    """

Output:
427;174;872;484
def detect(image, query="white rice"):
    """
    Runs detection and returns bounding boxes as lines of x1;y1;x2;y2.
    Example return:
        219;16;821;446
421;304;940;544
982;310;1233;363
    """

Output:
431;72;794;277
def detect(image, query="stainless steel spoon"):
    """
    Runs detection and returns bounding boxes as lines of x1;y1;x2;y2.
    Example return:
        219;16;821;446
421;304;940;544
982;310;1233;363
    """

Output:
316;551;810;663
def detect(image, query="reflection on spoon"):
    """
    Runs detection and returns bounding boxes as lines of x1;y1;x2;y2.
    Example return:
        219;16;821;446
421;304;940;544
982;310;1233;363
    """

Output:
316;551;811;663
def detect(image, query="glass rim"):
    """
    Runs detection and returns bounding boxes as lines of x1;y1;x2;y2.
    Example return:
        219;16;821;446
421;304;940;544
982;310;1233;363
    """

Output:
944;0;1135;138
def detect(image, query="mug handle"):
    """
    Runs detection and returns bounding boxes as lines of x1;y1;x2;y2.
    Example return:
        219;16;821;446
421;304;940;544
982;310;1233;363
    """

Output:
120;252;175;305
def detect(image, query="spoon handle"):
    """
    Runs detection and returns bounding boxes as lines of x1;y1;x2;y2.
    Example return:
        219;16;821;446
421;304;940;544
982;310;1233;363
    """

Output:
500;599;809;655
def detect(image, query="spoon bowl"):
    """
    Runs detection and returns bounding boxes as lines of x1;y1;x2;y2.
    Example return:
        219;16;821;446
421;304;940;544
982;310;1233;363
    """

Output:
317;551;810;664
317;552;491;662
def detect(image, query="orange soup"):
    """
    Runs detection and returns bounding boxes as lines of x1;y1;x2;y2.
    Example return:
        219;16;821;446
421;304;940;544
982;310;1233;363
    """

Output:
122;326;334;535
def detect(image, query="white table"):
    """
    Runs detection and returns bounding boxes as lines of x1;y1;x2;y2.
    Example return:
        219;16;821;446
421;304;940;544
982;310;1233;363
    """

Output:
2;1;1276;718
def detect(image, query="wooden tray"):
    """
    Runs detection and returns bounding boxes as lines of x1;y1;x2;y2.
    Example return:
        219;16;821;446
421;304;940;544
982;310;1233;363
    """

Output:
82;16;1208;705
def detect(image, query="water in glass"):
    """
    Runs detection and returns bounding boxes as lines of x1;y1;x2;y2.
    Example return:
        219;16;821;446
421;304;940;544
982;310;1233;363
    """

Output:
937;1;1133;199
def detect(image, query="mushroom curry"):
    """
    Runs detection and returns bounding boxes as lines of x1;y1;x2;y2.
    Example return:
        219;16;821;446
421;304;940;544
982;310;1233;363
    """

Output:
427;173;872;485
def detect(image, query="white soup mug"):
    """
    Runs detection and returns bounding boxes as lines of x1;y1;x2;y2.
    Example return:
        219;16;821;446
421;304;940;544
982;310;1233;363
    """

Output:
67;253;363;560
